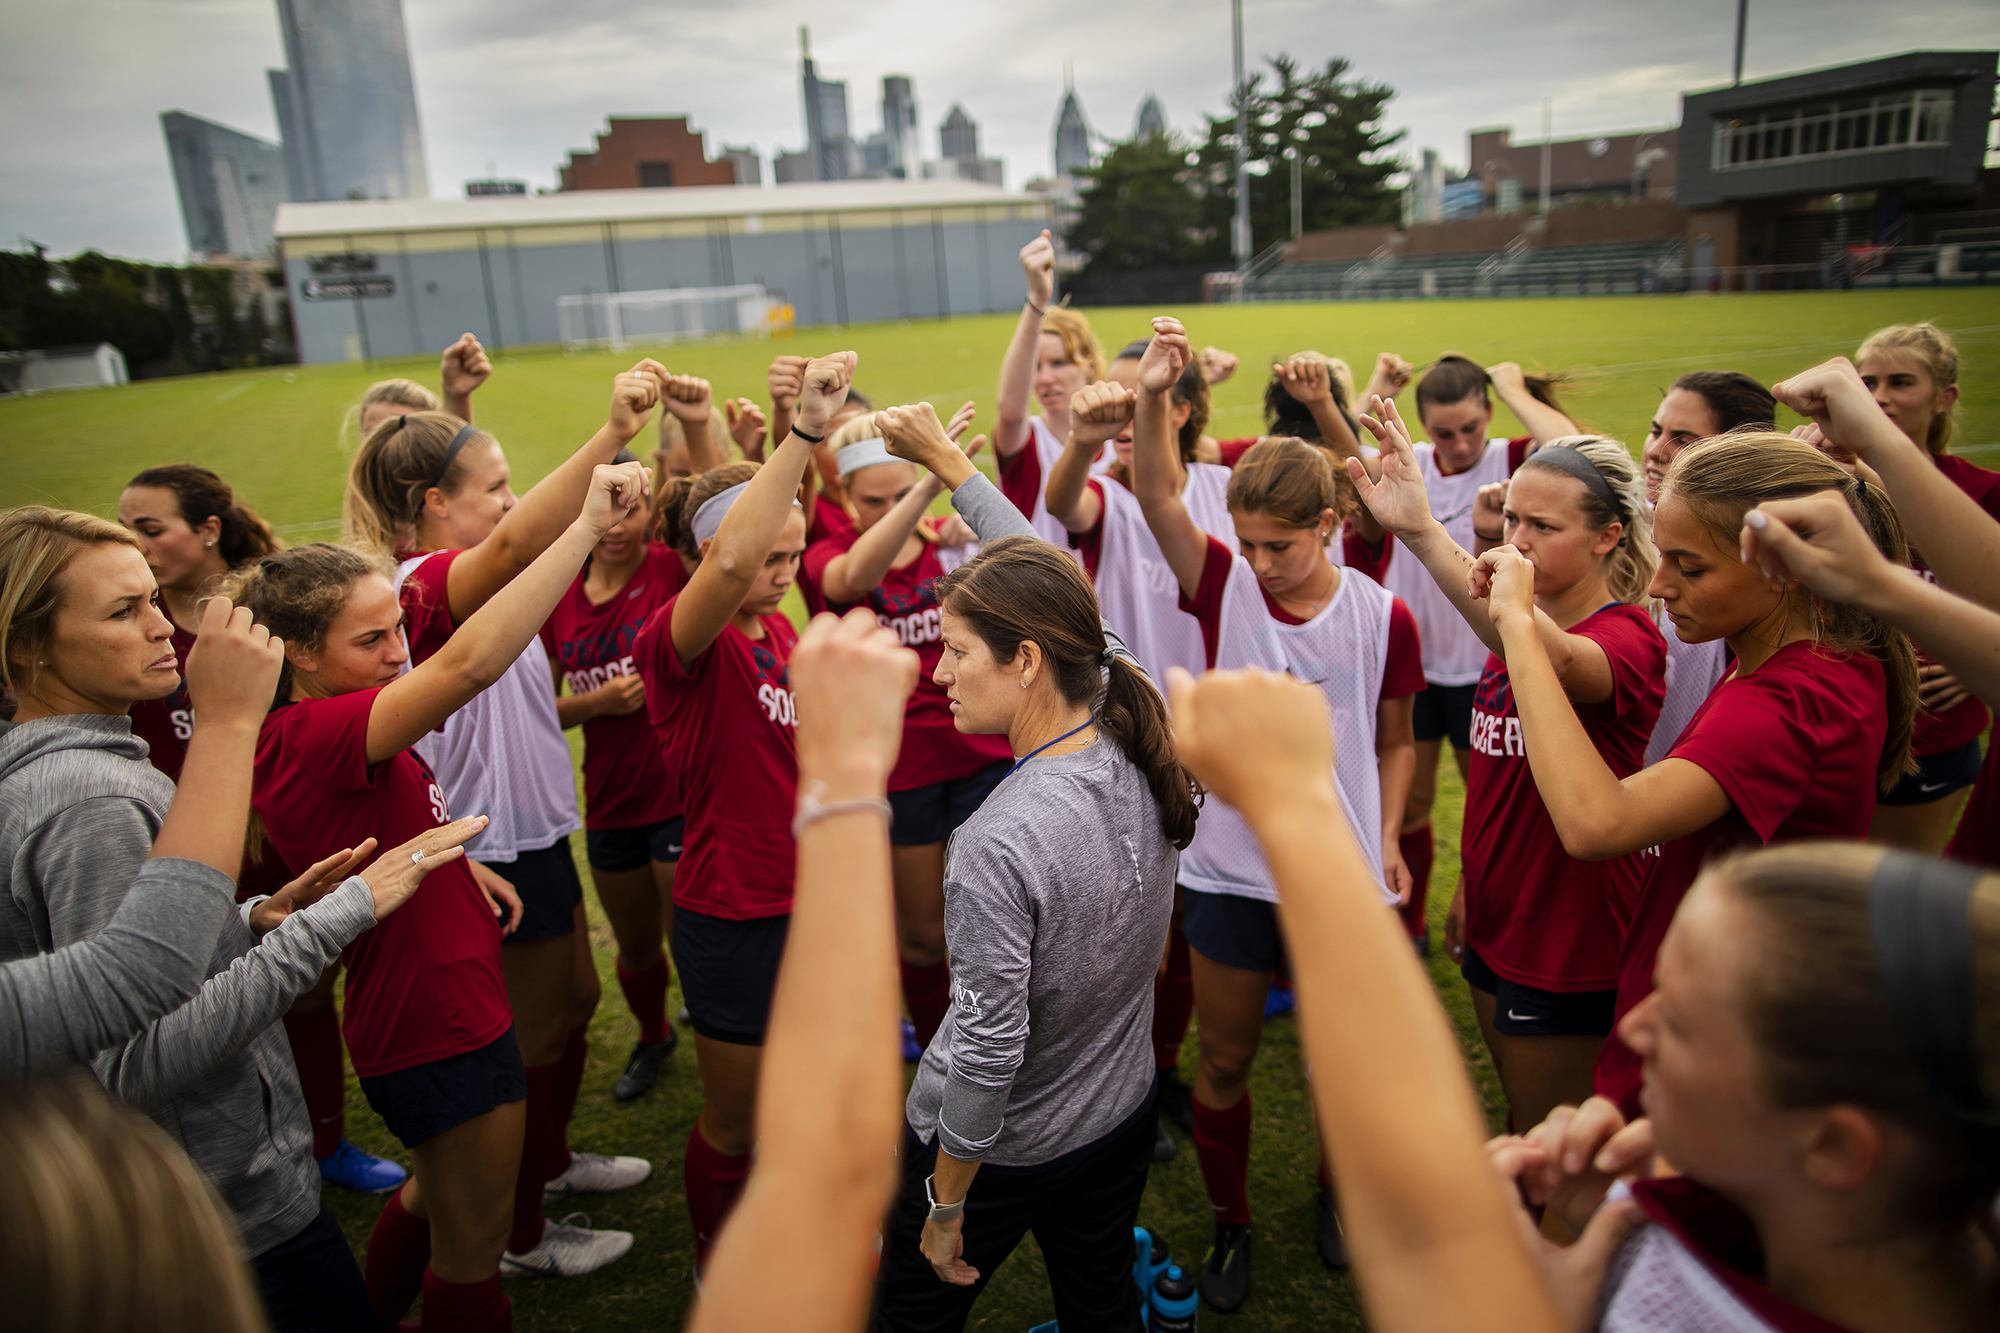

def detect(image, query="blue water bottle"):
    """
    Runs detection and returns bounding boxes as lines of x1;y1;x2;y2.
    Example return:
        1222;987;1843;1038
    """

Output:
1132;1227;1171;1307
1150;1263;1199;1332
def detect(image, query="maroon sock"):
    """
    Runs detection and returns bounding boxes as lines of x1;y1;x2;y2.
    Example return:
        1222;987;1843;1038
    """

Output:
283;1007;347;1160
545;1026;588;1182
1316;1149;1334;1192
419;1269;511;1333
508;1064;555;1255
1191;1092;1254;1227
1397;825;1434;940
615;952;671;1046
899;957;953;1051
683;1125;752;1272
364;1188;431;1330
1152;922;1194;1071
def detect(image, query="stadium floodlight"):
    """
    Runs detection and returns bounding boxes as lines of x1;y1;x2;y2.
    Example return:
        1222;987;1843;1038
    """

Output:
557;284;775;353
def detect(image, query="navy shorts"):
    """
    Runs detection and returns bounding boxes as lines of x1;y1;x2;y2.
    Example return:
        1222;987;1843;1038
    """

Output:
494;838;584;944
1181;888;1286;975
359;1026;526;1149
1412;681;1476;749
252;1202;374;1332
585;815;686;872
671;904;790;1046
1460;946;1617;1037
888;759;1011;846
1880;737;1983;806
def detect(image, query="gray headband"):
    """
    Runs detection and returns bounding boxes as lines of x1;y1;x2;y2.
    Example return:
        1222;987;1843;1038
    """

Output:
836;438;900;479
429;422;481;492
1869;850;1995;1125
689;480;801;546
1525;445;1622;519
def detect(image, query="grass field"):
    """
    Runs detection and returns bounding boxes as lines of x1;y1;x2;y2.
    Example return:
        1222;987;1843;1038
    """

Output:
5;289;1997;1332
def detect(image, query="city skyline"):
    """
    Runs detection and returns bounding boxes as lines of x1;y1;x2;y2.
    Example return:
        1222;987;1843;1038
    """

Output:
4;0;1995;262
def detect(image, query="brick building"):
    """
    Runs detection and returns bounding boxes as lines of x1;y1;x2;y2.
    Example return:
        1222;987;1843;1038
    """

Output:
1470;125;1678;212
558;118;739;191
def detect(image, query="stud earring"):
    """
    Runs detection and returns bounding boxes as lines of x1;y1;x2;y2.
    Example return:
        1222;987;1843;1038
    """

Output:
1020;679;1028;689
206;540;215;547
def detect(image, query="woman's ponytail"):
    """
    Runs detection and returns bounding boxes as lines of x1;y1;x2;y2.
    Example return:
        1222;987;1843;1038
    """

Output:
654;462;759;562
1099;654;1202;850
125;465;282;568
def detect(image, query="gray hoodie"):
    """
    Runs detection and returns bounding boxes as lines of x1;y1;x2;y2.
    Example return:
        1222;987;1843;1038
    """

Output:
0;713;378;1256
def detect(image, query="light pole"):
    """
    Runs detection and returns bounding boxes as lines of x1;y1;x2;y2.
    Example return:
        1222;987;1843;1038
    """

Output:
1231;0;1251;267
1289;148;1303;239
1733;0;1749;86
1539;98;1552;217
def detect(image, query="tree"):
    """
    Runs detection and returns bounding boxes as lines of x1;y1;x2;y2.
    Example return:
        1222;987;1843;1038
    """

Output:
1195;54;1405;255
1066;134;1224;273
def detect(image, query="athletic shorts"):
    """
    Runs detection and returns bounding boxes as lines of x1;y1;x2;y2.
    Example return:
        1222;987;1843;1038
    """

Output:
888;760;1011;846
1412;682;1477;750
494;838;584;944
1180;888;1286;975
1460;945;1617;1038
1879;737;1983;806
584;816;686;872
359;1026;526;1150
671;904;790;1046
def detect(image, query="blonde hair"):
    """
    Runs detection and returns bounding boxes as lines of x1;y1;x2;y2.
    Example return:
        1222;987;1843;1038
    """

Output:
0;506;144;708
1041;307;1104;383
654;462;762;563
341;378;441;450
342;411;496;554
1661;433;1917;790
829;415;934;542
0;1077;268;1333
1855;323;1960;455
1517;435;1657;608
656;402;732;476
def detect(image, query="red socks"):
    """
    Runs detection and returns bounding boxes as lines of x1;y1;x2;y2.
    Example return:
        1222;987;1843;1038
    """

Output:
419;1270;511;1333
1397;825;1435;941
282;1007;347;1160
509;1064;555;1255
615;953;672;1046
683;1125;752;1272
1316;1150;1334;1191
899;958;953;1051
364;1187;431;1329
545;1026;588;1182
1192;1092;1254;1227
1152;921;1194;1071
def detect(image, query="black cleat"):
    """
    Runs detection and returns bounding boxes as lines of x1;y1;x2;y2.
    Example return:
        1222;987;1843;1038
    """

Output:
1315;1184;1350;1270
1200;1223;1251;1312
611;1029;678;1102
1157;1067;1196;1134
1152;1115;1178;1164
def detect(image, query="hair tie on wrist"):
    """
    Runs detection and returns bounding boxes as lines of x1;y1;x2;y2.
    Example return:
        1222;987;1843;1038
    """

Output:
791;424;826;445
1026;298;1046;316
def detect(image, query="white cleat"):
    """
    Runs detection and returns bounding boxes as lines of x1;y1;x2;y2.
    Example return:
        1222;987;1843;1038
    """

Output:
543;1150;653;1201
501;1214;634;1278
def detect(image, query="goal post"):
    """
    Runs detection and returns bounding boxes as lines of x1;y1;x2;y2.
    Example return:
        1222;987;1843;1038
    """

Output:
557;284;775;353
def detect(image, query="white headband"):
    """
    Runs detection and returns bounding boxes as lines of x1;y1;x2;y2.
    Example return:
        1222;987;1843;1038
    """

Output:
690;480;801;546
835;438;901;479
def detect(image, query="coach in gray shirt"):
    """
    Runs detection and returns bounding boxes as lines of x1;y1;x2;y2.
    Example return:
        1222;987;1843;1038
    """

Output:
871;529;1199;1333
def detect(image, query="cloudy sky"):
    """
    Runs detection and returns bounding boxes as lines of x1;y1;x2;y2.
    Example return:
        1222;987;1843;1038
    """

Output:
4;0;1996;262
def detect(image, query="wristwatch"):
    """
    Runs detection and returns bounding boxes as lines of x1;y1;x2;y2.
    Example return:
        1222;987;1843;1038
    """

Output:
924;1174;966;1224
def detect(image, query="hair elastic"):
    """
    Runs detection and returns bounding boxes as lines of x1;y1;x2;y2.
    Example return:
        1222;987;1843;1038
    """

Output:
1525;445;1624;519
428;423;481;492
1868;850;1996;1125
835;438;899;479
790;424;826;445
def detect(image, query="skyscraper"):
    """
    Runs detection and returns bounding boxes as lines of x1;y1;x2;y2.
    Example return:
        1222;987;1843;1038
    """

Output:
1135;94;1168;141
267;0;429;202
939;104;979;160
1054;79;1092;179
880;75;918;179
799;27;854;182
161;111;289;257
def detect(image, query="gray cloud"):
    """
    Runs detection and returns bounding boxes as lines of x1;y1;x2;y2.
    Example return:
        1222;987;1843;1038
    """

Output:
3;0;1994;261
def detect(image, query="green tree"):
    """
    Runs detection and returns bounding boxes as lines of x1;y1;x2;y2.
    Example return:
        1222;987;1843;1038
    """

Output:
1196;54;1405;255
1066;134;1224;273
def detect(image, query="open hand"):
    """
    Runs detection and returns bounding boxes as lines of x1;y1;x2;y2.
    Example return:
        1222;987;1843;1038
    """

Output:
662;374;714;423
791;608;920;792
1068;381;1137;449
183;596;284;731
360;816;490;920
610;359;668;438
1138;317;1190;394
1020;230;1056;308
441;333;492;400
943;400;978;443
249;841;377;937
1166;666;1334;813
469;859;524;935
920;1215;980;1286
1352;394;1437;537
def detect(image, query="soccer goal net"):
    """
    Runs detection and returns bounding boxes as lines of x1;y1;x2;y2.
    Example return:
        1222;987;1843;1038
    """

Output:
557;284;774;353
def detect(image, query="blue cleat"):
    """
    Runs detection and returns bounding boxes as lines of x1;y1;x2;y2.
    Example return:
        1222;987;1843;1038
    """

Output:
901;1017;923;1062
1263;982;1296;1020
319;1139;408;1194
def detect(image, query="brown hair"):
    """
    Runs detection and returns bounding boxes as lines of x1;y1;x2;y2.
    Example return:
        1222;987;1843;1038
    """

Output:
1261;352;1357;445
0;506;144;709
1516;436;1658;607
1856;323;1960;455
1667;371;1776;436
0;1077;268;1333
1226;436;1357;533
343;412;496;554
1661;433;1917;790
1041;307;1104;383
215;543;391;708
124;465;281;568
654;461;762;563
1713;843;2000;1240
936;537;1201;848
1415;354;1569;421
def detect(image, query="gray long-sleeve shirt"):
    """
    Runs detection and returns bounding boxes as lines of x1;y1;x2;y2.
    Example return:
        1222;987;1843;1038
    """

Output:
0;713;379;1256
905;740;1178;1167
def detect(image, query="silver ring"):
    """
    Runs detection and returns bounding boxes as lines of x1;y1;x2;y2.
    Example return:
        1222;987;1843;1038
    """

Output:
410;850;425;865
